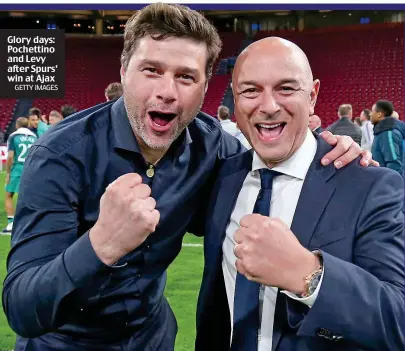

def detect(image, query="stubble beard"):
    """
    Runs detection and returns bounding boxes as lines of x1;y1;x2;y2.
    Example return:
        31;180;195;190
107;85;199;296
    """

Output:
123;94;205;151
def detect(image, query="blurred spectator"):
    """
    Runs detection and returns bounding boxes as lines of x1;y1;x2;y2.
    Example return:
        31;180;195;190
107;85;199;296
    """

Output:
38;114;50;137
360;109;374;151
105;82;124;102
27;107;40;137
61;105;77;118
354;117;362;127
371;100;404;175
48;110;64;126
217;105;238;136
327;104;362;145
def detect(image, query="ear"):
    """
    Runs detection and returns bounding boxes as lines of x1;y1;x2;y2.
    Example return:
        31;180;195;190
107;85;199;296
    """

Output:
309;79;320;116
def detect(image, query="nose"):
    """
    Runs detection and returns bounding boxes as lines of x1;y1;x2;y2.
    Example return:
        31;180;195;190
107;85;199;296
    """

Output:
259;89;281;117
155;75;177;104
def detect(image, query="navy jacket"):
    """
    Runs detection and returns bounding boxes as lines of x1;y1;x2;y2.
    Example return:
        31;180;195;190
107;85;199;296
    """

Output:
2;97;244;349
196;135;404;351
372;117;404;175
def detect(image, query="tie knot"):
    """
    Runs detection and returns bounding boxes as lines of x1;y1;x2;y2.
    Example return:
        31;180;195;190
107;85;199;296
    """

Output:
259;169;281;189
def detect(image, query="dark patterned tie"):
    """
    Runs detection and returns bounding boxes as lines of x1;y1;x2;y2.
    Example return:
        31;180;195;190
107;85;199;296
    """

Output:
231;168;280;351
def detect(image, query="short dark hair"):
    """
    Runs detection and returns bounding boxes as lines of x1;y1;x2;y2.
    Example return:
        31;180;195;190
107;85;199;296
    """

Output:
354;117;362;126
362;109;371;120
217;105;230;120
338;104;352;117
375;100;394;118
105;82;124;101
61;105;77;118
121;3;222;80
28;107;41;118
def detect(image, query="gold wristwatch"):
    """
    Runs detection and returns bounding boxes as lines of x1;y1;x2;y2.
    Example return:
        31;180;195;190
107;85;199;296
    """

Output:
300;250;323;298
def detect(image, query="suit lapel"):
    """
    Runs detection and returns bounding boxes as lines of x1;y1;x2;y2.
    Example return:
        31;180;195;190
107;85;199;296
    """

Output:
272;137;337;351
290;162;336;249
208;150;253;264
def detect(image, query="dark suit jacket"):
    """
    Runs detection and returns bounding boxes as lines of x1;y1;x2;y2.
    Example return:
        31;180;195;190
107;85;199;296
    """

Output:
195;135;404;351
327;117;362;145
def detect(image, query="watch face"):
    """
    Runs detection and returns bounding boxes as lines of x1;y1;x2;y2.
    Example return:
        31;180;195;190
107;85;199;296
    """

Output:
309;272;322;294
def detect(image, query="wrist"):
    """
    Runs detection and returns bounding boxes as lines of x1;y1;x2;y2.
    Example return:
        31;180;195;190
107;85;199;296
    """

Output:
289;250;322;294
89;223;121;266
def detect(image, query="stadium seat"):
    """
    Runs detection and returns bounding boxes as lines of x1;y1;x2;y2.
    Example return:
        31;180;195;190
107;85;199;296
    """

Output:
255;23;404;126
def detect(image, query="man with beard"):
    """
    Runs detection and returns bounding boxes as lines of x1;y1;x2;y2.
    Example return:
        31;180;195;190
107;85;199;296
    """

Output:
3;3;374;351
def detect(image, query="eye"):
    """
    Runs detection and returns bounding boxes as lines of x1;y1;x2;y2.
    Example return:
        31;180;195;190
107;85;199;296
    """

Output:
280;86;296;92
239;87;260;98
242;88;257;94
178;74;194;82
143;67;159;74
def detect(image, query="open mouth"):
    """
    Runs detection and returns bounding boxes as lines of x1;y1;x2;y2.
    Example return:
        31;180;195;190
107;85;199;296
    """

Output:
256;122;287;141
148;111;177;132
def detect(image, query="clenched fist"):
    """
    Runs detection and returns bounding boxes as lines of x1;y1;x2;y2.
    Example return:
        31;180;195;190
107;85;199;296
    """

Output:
234;214;320;294
89;173;160;266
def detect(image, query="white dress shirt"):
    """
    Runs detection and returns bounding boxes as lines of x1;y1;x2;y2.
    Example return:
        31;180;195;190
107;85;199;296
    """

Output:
222;129;324;350
220;119;239;137
361;120;374;151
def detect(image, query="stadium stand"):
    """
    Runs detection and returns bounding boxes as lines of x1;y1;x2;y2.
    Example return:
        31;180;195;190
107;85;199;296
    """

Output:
255;23;404;126
200;32;245;117
0;99;17;131
31;36;122;115
0;23;402;130
201;74;232;117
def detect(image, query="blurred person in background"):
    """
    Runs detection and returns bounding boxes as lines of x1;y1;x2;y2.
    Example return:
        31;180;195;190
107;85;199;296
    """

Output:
38;114;50;137
105;82;124;102
360;109;374;152
61;104;77;118
3;117;37;233
48;110;64;127
371;100;404;175
327;104;362;145
27;107;40;137
218;105;238;136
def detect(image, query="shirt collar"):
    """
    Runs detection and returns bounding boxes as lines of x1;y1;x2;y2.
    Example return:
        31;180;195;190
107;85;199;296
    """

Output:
252;128;317;180
111;96;192;155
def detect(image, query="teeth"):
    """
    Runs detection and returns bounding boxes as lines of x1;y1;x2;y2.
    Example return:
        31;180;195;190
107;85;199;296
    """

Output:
258;123;281;129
